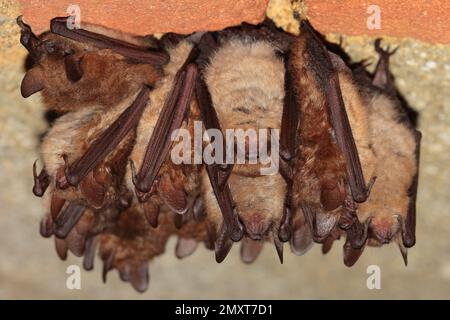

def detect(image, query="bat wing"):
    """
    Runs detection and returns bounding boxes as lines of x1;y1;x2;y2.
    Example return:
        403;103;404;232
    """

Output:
299;21;369;203
50;17;169;65
131;51;198;200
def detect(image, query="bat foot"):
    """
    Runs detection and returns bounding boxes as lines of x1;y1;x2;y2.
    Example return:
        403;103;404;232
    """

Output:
374;39;398;59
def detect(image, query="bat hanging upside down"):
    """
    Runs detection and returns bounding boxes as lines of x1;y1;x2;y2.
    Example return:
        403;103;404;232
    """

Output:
17;15;420;292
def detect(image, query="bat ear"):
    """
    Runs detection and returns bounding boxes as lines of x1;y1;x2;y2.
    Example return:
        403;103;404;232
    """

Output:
16;16;43;61
64;54;84;82
21;67;44;98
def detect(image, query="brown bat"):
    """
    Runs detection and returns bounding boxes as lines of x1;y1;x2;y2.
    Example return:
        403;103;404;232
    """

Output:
18;16;167;260
127;40;201;225
286;21;375;246
310;40;420;267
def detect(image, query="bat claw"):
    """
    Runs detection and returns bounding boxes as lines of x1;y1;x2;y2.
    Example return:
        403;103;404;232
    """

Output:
374;39;398;57
398;242;408;266
215;225;233;263
274;236;284;264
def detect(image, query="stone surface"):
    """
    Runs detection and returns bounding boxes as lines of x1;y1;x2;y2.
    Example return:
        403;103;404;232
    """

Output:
19;0;269;35
305;0;450;44
0;0;449;299
18;0;450;44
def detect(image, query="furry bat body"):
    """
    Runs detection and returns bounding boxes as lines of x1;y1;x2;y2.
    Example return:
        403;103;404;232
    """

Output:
127;41;201;224
200;36;287;262
19;17;167;267
310;40;420;266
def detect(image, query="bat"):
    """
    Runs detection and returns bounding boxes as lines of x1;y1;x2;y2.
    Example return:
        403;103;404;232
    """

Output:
309;39;420;267
17;16;167;267
19;14;422;292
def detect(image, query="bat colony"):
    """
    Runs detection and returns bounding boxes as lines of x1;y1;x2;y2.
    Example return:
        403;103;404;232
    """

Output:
17;15;421;292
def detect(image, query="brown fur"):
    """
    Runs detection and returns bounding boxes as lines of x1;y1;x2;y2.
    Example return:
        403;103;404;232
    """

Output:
289;35;347;241
126;41;201;222
359;93;417;245
200;38;287;243
24;31;161;112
